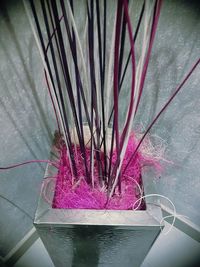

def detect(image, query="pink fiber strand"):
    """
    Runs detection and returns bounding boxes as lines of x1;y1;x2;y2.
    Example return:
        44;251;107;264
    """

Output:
52;134;160;210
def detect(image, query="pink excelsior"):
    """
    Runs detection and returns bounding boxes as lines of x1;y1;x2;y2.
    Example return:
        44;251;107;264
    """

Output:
52;134;161;210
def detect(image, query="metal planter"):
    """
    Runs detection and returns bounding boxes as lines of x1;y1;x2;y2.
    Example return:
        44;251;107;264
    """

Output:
34;162;163;267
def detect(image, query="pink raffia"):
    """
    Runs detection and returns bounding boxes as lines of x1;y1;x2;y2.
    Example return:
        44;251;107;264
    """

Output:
52;134;161;210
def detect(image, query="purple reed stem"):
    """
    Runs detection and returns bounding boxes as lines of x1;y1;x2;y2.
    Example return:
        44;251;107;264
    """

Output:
119;0;136;149
135;0;163;114
44;70;61;133
0;159;58;170
123;57;200;173
110;0;136;186
107;0;123;191
113;0;123;162
45;15;64;53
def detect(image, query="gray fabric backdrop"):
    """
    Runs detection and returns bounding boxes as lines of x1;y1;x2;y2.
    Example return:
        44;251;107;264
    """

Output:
0;0;199;257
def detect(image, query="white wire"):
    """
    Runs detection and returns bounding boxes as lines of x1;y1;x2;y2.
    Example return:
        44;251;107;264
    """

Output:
160;214;190;235
124;175;143;209
132;193;177;235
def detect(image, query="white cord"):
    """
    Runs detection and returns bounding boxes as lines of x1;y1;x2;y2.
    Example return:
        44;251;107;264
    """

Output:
132;193;177;235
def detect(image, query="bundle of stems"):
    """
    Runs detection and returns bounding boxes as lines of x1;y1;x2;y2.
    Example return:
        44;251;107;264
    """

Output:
25;0;200;198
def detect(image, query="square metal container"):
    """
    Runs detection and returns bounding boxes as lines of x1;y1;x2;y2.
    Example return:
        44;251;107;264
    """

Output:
34;161;163;267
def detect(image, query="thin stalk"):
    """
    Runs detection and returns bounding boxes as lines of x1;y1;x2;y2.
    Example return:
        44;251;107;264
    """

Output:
135;0;163;114
96;0;107;179
44;0;75;160
105;1;145;129
87;0;103;183
107;0;123;192
109;0;136;195
26;0;77;177
101;0;145;158
124;57;200;173
60;0;90;180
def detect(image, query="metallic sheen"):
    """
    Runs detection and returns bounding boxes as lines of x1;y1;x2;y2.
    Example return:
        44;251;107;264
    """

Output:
34;162;163;267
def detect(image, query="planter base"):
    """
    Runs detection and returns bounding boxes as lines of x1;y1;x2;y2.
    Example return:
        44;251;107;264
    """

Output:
34;159;163;267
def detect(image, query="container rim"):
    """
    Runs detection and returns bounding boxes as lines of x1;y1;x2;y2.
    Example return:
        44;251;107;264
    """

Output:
34;151;163;228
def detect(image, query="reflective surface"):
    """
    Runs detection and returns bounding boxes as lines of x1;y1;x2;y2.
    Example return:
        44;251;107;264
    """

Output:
34;163;163;267
1;0;200;259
